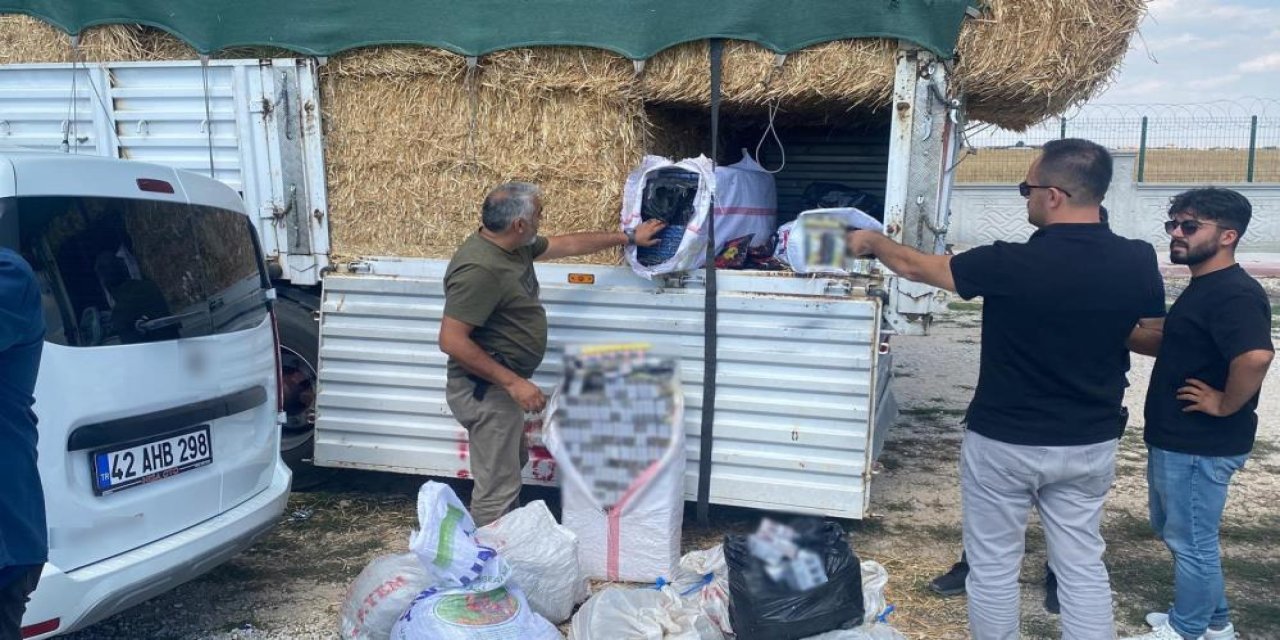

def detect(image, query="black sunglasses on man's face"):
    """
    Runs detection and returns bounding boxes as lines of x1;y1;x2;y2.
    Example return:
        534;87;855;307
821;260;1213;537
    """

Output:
1018;181;1073;199
1164;219;1220;236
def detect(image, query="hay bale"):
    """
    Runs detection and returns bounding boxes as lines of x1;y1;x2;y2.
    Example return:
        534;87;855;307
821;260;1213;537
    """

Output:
0;2;1146;261
645;107;713;162
2;0;1144;125
0;17;304;63
320;68;648;261
0;15;149;63
641;40;897;115
955;0;1146;130
131;28;303;61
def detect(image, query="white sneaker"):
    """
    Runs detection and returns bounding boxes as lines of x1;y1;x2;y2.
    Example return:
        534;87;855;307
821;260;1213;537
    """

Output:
1121;620;1203;640
1145;613;1237;639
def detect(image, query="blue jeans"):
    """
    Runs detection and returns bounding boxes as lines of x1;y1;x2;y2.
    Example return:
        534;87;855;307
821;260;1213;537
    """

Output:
1147;446;1249;639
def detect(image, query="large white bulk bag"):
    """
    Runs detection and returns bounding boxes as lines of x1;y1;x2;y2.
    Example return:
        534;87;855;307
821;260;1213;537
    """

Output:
544;347;686;583
712;152;778;252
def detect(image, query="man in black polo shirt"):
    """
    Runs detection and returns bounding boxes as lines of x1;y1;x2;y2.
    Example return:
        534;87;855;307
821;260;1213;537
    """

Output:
848;138;1165;639
1122;189;1273;640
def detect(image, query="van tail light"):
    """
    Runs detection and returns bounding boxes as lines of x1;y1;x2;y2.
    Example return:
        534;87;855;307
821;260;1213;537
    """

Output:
269;305;284;414
136;178;175;193
22;618;60;638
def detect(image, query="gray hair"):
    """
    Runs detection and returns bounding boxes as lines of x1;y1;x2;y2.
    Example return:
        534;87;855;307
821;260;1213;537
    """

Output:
481;182;542;232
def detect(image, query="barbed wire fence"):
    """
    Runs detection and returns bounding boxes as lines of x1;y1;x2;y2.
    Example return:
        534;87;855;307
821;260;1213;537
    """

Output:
957;99;1280;184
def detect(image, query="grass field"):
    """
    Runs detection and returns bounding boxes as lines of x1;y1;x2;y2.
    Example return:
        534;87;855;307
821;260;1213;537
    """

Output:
956;147;1280;184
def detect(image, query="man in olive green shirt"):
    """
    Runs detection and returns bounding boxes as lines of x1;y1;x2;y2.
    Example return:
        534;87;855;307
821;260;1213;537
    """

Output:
439;182;665;526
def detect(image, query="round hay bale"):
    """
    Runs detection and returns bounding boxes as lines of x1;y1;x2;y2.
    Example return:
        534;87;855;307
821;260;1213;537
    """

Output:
955;0;1146;130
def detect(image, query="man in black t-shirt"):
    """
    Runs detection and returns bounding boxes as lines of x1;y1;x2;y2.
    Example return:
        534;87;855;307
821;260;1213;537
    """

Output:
930;200;1112;610
849;139;1165;639
1122;189;1274;640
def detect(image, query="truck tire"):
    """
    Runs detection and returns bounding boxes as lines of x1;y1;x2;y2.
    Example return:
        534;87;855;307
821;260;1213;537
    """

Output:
275;295;329;489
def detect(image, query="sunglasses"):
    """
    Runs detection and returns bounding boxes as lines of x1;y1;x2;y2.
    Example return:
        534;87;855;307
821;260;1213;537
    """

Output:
1164;220;1220;236
1018;181;1073;198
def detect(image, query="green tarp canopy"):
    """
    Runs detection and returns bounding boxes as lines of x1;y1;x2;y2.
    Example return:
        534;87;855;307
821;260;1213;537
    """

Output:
0;0;970;59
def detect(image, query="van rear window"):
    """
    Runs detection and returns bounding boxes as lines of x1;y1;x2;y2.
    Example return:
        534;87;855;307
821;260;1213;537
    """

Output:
1;196;269;347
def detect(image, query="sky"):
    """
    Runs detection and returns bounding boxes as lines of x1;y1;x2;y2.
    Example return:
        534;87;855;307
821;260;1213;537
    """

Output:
1092;0;1280;105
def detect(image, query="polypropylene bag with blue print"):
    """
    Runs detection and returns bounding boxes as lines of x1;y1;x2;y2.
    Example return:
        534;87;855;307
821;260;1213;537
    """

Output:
407;481;511;593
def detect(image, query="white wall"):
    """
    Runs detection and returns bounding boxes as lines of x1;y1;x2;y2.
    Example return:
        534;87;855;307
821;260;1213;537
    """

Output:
949;152;1280;252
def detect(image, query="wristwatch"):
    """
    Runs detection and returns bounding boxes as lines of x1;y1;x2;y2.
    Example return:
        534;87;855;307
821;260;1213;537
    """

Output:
624;228;637;246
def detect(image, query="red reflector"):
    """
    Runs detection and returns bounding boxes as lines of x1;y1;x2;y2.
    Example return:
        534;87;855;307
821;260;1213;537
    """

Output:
21;618;60;638
136;178;175;194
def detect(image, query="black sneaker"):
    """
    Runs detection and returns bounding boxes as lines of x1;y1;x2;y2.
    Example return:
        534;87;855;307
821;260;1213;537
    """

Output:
929;561;969;596
1044;565;1060;614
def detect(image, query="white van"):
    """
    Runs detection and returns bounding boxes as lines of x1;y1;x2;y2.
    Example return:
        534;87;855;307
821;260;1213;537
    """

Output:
0;151;291;638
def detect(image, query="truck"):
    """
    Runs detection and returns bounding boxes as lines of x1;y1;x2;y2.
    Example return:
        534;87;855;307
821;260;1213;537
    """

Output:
0;1;1135;519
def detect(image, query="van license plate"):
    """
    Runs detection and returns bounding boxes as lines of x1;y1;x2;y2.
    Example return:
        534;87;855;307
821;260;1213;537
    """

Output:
91;427;213;495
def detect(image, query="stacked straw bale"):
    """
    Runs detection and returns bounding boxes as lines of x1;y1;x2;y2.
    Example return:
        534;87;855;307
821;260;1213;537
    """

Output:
0;15;148;63
0;1;1145;259
320;51;652;259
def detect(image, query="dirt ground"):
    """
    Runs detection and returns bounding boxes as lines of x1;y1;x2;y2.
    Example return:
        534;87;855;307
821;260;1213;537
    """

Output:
65;282;1280;640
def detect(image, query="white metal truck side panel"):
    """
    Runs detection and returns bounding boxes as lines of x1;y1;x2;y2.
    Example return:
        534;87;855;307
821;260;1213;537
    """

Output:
0;59;328;284
314;261;886;518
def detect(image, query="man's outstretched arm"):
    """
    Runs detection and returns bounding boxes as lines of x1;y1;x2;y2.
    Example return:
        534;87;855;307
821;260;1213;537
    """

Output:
539;219;667;261
847;230;956;293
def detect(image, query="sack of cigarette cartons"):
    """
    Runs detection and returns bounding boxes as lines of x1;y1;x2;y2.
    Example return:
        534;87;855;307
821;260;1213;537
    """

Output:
725;518;864;640
339;553;431;640
544;343;685;583
569;585;724;640
406;482;511;592
666;545;732;636
391;481;562;639
623;156;716;277
475;500;588;624
390;582;562;640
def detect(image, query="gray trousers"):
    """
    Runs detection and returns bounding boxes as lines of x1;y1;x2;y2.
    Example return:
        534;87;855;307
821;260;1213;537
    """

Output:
446;376;529;528
961;429;1117;640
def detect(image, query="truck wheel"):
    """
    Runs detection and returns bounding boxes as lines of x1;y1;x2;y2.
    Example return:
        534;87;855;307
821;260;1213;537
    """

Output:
275;296;329;489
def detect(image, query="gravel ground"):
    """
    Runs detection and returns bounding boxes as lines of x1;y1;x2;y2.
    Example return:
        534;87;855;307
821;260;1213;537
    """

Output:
63;280;1280;640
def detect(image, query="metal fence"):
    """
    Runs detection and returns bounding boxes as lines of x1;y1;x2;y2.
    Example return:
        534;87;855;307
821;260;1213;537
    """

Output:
956;100;1280;185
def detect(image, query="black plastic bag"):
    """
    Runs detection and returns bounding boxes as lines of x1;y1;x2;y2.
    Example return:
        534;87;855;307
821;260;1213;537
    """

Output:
801;182;884;220
725;520;864;640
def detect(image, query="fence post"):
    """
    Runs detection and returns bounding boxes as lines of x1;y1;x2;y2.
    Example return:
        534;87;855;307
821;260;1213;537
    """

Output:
1137;116;1148;183
1059;117;1067;140
1246;115;1258;183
